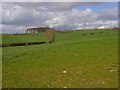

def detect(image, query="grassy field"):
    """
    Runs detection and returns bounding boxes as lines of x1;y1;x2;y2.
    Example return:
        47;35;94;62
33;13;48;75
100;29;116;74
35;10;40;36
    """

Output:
1;29;118;88
2;33;48;44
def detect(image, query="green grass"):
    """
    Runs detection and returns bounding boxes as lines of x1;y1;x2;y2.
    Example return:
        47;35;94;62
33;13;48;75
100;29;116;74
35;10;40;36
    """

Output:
2;29;118;88
2;33;48;44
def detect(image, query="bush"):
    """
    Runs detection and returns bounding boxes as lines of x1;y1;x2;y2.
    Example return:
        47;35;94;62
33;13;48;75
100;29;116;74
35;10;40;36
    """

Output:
0;44;9;47
9;42;26;46
91;33;95;35
28;42;33;45
100;31;104;33
27;42;46;45
82;34;86;36
32;42;46;44
1;42;46;47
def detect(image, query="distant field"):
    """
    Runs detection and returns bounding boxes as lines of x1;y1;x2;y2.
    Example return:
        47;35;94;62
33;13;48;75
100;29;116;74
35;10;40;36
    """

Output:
2;29;118;88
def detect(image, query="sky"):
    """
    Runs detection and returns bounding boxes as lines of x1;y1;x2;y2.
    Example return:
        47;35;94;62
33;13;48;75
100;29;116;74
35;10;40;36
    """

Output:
0;2;119;33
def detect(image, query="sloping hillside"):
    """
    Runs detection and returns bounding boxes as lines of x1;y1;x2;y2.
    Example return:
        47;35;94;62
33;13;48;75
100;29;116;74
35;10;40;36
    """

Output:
2;29;118;88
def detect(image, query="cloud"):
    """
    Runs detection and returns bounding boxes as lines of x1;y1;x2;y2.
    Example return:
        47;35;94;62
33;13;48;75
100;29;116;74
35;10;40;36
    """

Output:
3;2;103;12
2;3;34;25
1;24;31;33
97;8;118;21
2;0;119;2
1;2;118;33
0;3;2;24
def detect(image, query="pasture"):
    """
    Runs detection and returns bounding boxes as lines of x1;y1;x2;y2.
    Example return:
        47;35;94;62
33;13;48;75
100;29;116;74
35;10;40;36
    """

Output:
1;29;118;88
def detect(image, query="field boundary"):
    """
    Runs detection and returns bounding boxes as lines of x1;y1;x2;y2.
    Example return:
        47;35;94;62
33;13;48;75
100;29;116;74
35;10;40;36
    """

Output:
0;41;46;47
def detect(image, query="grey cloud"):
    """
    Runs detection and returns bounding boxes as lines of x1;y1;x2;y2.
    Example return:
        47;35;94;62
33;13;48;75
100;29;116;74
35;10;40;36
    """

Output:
1;2;118;33
2;25;25;33
3;2;80;11
2;5;34;25
97;8;118;21
0;2;1;33
3;2;103;12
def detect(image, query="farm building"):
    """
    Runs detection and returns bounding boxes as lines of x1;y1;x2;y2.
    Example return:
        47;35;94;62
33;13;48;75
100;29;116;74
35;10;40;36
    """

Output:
25;27;53;33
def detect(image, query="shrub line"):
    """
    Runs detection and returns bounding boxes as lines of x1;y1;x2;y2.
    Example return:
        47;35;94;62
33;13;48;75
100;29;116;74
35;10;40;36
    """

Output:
0;41;46;47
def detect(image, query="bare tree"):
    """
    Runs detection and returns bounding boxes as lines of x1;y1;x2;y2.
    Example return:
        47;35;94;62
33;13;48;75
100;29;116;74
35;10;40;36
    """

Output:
45;28;55;43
